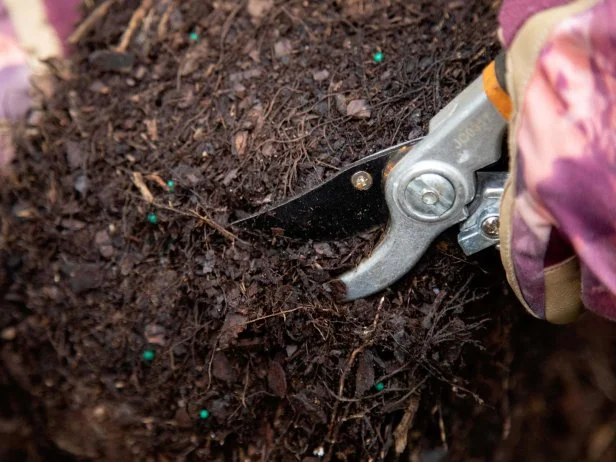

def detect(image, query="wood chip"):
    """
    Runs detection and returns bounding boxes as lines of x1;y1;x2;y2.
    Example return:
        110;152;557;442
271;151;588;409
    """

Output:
267;361;287;397
219;313;248;349
346;99;371;119
354;350;374;398
144;119;158;141
65;141;82;170
61;219;86;231
212;352;237;383
132;172;154;203
232;131;249;156
394;395;421;454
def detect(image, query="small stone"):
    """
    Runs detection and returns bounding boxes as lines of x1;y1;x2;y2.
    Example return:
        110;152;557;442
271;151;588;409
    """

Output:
314;242;334;257
60;219;86;231
274;38;293;58
233;82;246;94
379;70;392;81
1;327;17;341
222;168;239;186
144;324;166;346
92;406;107;420
186;173;200;185
335;94;347;115
65;141;82;170
247;0;273;19
286;344;298;357
212;352;236;383
88;80;110;94
95;230;115;258
346;99;371;119
313;447;325;457
64;263;102;294
99;245;114;259
95;230;110;245
27;109;44;127
312;69;330;81
74;174;88;196
419;56;434;69
134;66;147;80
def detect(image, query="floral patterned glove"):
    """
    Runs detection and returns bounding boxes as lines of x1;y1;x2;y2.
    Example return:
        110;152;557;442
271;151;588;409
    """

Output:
499;0;616;323
0;0;79;171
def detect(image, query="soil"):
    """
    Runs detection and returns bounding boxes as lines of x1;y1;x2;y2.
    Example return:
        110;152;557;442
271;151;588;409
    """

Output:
2;0;616;461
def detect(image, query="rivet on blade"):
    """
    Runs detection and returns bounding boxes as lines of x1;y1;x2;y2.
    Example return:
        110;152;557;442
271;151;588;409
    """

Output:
351;171;373;191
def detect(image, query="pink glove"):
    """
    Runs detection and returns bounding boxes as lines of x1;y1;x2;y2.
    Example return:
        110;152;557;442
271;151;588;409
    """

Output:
0;0;79;170
498;0;616;322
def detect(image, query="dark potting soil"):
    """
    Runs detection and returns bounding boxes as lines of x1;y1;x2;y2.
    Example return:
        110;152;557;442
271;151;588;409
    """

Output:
2;1;616;461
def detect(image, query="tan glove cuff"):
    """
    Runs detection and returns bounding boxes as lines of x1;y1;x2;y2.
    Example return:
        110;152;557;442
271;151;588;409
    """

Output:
499;0;599;323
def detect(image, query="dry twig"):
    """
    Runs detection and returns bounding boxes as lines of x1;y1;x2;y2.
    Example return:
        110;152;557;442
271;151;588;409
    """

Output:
153;203;243;244
132;172;154;203
69;0;119;44
115;0;153;52
324;298;385;461
393;395;421;454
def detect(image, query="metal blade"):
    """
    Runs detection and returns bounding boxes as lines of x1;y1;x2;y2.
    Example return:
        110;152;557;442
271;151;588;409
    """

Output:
233;141;416;240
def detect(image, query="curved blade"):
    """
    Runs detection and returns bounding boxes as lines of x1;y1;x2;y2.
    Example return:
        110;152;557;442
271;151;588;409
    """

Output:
233;141;415;240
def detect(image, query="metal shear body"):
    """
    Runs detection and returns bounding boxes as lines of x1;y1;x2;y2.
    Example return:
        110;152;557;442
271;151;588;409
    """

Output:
236;55;511;301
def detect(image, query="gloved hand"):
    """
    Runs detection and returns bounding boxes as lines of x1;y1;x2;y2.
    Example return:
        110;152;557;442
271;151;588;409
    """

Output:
498;0;616;323
0;0;79;171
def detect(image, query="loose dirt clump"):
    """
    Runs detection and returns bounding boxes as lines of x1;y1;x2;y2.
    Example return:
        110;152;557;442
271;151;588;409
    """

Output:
3;1;616;461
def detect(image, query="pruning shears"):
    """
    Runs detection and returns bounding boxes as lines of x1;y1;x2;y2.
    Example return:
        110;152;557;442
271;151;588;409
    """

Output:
235;54;512;301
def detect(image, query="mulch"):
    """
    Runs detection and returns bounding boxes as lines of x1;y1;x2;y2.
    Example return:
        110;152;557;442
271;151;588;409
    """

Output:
2;0;616;460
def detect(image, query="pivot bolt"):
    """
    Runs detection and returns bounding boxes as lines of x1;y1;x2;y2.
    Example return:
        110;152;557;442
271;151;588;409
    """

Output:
481;216;500;238
404;173;455;219
351;171;373;191
421;190;439;205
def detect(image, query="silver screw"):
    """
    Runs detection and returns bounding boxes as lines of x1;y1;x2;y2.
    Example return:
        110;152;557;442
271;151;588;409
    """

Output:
421;190;439;205
481;216;500;238
404;173;455;219
351;171;373;191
